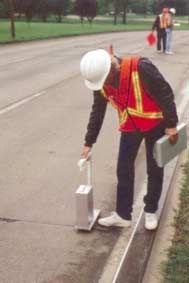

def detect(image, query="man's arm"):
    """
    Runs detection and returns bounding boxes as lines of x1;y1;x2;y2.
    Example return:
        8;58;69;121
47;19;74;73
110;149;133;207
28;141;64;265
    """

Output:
138;58;178;128
152;16;159;31
84;91;107;148
81;91;107;158
138;58;179;144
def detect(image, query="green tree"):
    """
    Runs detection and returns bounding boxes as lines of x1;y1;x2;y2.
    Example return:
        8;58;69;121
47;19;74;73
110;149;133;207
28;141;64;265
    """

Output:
0;0;8;17
37;0;70;22
129;0;153;14
121;0;128;24
75;0;97;23
175;0;187;15
97;0;111;15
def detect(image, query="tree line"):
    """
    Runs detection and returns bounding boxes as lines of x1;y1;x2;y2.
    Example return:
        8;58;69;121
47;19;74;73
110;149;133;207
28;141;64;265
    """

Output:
0;0;189;23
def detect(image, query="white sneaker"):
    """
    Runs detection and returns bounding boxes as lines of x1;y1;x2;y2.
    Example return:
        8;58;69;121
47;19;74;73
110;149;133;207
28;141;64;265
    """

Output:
145;213;158;230
165;50;174;55
98;212;131;227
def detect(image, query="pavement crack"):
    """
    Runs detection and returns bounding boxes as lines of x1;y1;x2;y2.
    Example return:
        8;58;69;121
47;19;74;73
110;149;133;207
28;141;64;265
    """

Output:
0;217;19;223
0;217;74;228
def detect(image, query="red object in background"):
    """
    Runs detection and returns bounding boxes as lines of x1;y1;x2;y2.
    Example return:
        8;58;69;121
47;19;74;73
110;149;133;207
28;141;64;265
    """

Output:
147;33;156;46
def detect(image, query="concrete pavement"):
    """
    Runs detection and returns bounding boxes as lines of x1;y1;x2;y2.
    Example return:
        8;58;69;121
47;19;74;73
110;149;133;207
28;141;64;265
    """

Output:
0;31;189;283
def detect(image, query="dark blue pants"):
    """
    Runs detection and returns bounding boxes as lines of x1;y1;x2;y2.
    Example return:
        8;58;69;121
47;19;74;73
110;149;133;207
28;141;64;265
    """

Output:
157;30;166;52
116;122;165;220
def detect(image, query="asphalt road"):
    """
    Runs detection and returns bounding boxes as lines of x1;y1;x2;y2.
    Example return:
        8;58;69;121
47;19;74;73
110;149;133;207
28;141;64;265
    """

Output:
0;30;189;283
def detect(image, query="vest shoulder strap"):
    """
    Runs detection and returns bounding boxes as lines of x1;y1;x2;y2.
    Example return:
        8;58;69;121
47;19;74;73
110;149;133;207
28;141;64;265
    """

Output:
121;56;140;78
119;56;140;90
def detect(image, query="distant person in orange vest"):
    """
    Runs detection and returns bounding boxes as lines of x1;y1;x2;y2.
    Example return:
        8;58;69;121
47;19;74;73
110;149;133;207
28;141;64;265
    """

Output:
79;48;178;230
165;8;176;55
152;8;168;53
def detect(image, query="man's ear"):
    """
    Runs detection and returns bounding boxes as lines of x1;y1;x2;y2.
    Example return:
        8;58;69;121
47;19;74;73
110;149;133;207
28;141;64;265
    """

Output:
111;56;120;71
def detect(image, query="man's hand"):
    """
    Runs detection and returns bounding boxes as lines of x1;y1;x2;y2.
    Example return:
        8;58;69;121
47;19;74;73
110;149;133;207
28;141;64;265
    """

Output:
165;128;178;145
80;146;92;159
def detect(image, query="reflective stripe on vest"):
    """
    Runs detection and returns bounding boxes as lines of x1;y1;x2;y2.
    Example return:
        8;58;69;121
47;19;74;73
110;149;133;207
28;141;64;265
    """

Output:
130;71;163;119
102;57;163;132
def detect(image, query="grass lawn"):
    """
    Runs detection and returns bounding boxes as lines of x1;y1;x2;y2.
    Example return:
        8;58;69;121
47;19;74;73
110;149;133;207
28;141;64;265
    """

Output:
0;15;188;43
162;154;189;283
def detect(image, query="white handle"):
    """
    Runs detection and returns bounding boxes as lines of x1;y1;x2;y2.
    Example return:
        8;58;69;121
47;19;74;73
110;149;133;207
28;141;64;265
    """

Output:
87;159;92;186
77;152;92;186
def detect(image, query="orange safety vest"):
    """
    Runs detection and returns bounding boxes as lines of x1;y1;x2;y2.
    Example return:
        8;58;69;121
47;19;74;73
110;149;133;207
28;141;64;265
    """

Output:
159;14;167;29
102;57;163;132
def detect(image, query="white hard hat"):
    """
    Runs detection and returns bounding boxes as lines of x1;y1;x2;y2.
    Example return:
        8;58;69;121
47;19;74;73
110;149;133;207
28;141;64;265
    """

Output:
169;8;176;14
80;49;111;91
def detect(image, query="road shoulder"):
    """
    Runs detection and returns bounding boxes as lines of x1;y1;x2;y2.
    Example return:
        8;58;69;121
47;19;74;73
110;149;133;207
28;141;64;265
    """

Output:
142;150;188;283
